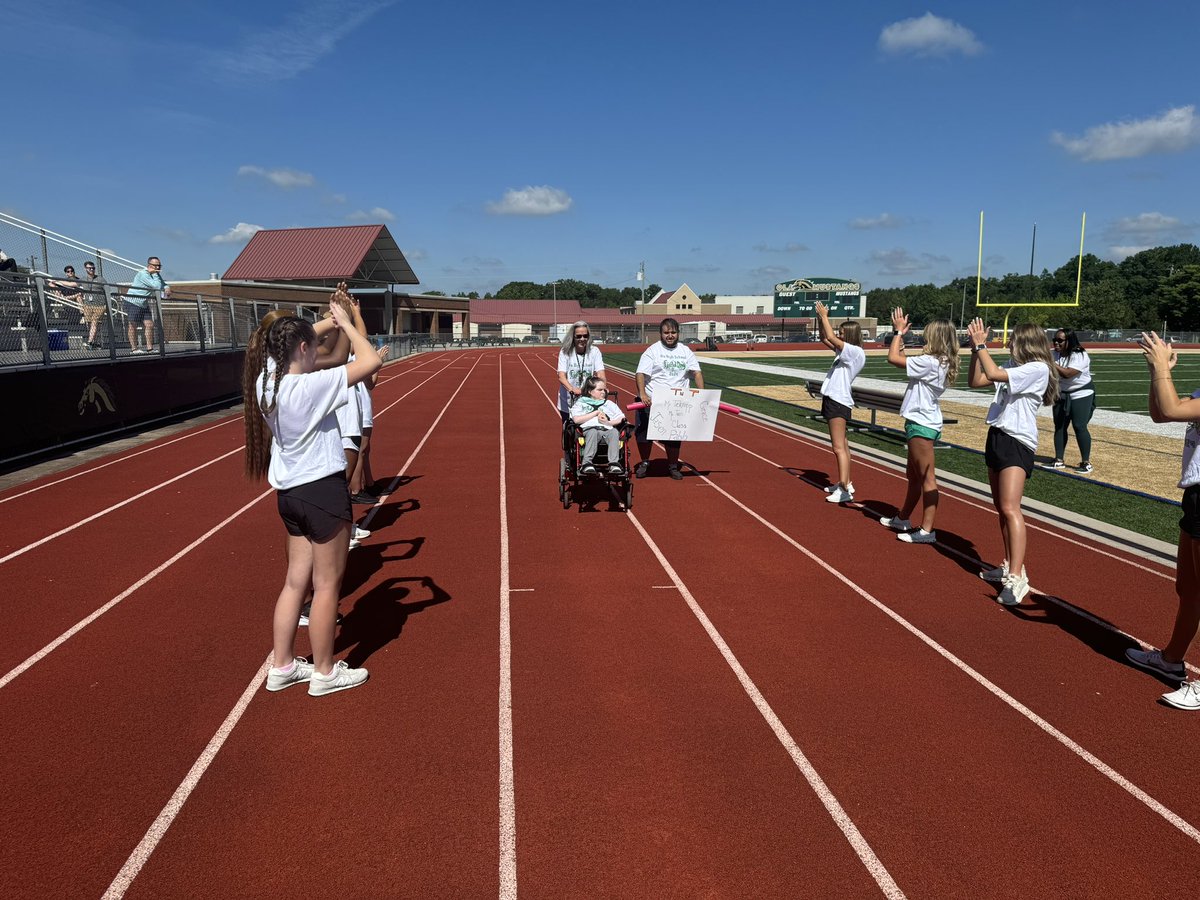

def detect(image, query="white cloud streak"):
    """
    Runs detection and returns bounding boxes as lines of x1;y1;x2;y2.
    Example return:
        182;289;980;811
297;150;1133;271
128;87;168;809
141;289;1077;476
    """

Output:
347;207;396;222
752;242;810;253
1051;106;1200;161
850;213;907;230
486;186;573;216
879;13;983;57
210;223;264;244
238;165;316;189
212;0;396;82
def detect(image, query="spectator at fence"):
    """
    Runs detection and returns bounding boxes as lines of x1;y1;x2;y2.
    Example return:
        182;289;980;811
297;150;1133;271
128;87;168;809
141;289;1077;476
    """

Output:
49;265;83;305
634;317;704;480
81;262;109;348
0;250;17;272
124;256;169;353
1048;328;1095;474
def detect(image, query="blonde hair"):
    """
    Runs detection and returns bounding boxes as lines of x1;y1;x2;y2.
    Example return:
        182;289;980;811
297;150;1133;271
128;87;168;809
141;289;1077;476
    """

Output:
839;321;862;347
922;319;959;386
1009;323;1059;406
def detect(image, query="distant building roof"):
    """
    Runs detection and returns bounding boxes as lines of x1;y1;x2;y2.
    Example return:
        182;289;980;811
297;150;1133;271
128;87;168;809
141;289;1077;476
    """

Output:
222;225;419;286
650;290;673;304
469;298;584;324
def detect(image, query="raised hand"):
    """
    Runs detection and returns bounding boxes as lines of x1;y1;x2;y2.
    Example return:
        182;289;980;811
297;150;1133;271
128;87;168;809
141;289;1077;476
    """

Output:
966;317;989;346
891;307;910;335
815;300;828;318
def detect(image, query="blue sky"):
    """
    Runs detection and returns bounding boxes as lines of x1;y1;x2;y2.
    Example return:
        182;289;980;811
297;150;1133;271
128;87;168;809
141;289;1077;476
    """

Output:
3;1;1198;296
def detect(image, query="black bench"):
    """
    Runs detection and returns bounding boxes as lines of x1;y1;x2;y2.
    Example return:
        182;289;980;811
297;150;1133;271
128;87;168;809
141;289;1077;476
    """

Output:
804;379;957;439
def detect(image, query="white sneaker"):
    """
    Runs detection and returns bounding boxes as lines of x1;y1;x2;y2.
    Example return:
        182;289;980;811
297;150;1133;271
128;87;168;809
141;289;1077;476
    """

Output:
880;516;912;531
266;657;314;692
354;525;371;540
823;481;854;494
1161;681;1200;710
349;538;361;550
825;486;854;503
997;572;1030;606
308;660;369;696
980;560;1009;583
898;528;937;544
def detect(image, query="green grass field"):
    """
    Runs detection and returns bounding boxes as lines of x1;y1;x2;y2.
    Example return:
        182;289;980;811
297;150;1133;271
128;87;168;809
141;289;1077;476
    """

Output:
603;350;1183;544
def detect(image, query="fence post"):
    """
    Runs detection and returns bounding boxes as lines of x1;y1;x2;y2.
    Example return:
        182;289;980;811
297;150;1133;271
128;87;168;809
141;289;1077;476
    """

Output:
104;288;117;360
195;294;207;351
40;230;49;274
154;291;166;357
34;275;52;366
228;296;238;348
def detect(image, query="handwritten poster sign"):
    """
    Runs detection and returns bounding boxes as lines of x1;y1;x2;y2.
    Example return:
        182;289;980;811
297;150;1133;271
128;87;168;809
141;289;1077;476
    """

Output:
646;389;723;442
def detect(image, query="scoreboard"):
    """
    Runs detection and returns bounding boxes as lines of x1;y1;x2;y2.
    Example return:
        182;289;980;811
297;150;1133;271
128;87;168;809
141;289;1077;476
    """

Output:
774;277;863;318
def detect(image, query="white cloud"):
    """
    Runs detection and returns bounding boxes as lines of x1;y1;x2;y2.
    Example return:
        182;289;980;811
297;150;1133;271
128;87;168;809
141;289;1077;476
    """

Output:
1108;245;1153;261
749;265;791;279
462;256;505;268
211;0;397;82
752;242;810;253
209;223;264;244
403;248;428;261
869;248;945;276
879;13;983;57
664;265;720;273
486;185;573;216
1051;106;1199;161
238;165;316;189
1107;212;1189;240
346;207;396;222
850;213;907;230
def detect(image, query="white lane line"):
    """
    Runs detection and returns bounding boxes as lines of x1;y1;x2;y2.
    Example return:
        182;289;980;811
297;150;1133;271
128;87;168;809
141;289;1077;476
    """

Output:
515;353;904;897
0;419;238;506
99;354;487;898
101;654;271;900
700;474;1200;845
627;510;906;898
0;447;243;565
511;588;535;593
0;490;271;690
498;356;518;900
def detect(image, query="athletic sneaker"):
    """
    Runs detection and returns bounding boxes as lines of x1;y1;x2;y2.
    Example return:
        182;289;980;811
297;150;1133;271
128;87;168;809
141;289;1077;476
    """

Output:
634;462;649;479
580;463;598;476
979;560;1009;583
880;516;912;531
1044;459;1065;469
668;465;683;480
996;572;1030;606
824;482;854;494
349;538;361;550
1125;647;1187;681
298;605;344;628
1075;462;1094;474
266;657;314;692
1161;681;1200;710
354;525;371;540
308;660;369;697
825;486;854;504
350;492;376;504
898;528;937;544
607;463;624;476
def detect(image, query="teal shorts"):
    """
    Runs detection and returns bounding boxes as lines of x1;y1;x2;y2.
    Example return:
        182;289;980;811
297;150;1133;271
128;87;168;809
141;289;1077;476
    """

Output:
904;421;941;442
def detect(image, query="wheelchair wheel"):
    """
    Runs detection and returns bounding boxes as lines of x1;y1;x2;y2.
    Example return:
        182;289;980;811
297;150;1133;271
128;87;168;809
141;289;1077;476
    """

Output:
624;482;633;510
562;485;571;509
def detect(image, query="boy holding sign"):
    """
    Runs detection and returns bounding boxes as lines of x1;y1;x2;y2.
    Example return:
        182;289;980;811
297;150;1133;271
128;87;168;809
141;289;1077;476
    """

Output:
634;318;705;480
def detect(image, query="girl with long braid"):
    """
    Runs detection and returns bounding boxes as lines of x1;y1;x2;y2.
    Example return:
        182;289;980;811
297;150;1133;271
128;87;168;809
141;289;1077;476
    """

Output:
244;303;381;696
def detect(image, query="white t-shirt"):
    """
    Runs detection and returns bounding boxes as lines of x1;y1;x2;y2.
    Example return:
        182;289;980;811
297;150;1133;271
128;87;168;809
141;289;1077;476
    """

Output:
357;380;374;429
569;397;625;430
1055;350;1093;398
986;360;1049;451
256;367;348;490
636;341;701;400
1180;390;1200;489
557;346;605;413
820;343;865;407
900;355;949;429
335;378;362;438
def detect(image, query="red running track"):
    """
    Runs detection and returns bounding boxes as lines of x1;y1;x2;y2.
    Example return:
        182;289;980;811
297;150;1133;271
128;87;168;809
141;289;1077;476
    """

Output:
0;347;1197;898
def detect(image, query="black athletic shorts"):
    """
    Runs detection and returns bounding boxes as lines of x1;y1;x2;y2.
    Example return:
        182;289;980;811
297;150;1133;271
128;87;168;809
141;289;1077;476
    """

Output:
634;405;680;450
984;426;1034;477
1180;485;1200;539
821;395;852;421
277;473;352;542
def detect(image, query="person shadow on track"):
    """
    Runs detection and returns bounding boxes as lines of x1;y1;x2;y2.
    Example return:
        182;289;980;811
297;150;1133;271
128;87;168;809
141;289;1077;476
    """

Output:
335;575;452;668
341;536;424;596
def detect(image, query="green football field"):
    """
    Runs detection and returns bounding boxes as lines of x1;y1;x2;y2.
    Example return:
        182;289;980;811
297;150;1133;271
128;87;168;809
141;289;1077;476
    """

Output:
723;349;1200;415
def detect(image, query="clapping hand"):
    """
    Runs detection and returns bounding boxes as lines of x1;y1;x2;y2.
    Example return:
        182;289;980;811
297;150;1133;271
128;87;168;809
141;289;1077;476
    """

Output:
891;307;910;335
815;300;829;319
1139;331;1177;370
966;317;989;346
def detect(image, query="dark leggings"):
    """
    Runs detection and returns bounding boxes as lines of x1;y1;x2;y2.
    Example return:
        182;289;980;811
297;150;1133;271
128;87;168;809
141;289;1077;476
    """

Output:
1053;393;1095;462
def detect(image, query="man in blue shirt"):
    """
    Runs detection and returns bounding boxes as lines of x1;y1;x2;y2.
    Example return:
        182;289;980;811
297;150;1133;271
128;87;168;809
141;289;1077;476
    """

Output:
125;256;169;353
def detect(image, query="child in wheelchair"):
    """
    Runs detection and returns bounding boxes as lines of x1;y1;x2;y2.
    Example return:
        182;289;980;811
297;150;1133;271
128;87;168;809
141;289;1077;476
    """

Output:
569;376;627;476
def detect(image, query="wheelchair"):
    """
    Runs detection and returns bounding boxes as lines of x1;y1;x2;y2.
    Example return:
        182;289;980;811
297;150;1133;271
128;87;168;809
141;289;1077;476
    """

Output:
558;391;634;511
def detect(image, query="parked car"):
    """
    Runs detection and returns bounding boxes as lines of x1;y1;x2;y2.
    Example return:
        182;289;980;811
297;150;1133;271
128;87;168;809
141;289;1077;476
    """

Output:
521;335;540;343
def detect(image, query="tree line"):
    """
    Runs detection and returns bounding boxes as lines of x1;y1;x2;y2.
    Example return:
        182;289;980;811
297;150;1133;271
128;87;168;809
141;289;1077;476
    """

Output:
863;244;1200;331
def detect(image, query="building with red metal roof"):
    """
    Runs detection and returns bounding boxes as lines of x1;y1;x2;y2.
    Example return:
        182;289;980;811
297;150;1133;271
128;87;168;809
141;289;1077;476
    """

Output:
222;224;419;287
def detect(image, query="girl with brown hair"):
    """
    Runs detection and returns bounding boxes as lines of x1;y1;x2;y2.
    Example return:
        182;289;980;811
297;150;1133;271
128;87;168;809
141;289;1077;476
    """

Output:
967;319;1059;607
815;301;865;503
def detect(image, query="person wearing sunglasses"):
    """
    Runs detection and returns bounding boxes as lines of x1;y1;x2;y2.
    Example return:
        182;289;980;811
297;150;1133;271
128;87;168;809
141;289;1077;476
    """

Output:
556;320;606;424
1047;329;1095;474
124;256;170;353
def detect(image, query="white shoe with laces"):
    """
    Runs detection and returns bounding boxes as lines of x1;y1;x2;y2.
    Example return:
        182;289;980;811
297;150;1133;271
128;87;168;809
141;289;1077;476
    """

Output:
354;525;371;540
997;572;1030;606
825;486;854;503
308;660;369;696
266;657;314;692
880;516;912;531
898;528;937;544
980;560;1009;583
1162;681;1200;710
